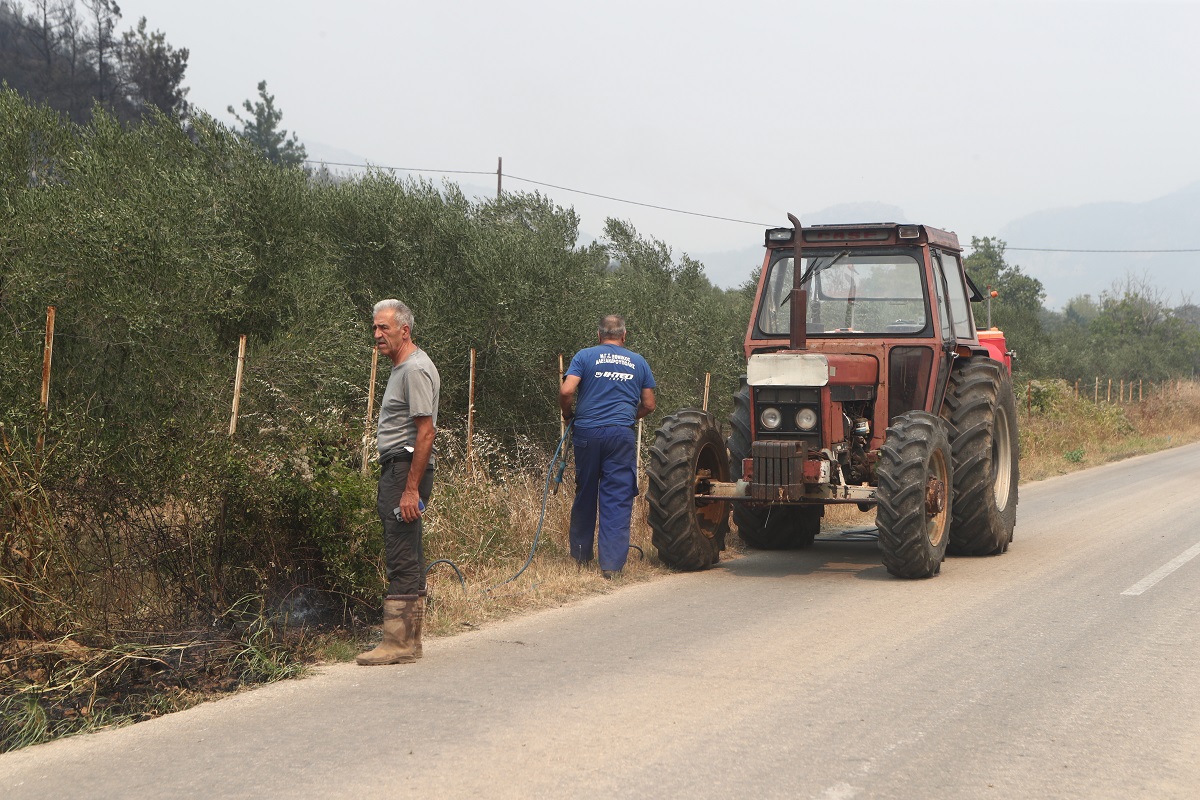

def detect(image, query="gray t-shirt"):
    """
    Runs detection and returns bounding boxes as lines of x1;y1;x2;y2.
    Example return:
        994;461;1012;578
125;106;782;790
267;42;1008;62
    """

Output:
376;348;440;463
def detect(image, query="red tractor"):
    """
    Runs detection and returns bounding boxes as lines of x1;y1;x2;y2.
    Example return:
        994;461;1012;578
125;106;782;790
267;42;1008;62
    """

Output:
646;216;1019;578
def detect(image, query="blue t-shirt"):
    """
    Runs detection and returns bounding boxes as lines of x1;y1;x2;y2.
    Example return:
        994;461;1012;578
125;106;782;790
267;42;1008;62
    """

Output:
567;344;656;429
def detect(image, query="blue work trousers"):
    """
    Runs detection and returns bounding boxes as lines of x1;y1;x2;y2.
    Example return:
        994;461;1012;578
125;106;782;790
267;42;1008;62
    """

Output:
570;425;638;571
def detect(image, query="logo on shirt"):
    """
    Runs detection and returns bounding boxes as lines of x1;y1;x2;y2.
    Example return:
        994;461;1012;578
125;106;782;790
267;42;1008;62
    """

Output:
596;353;635;369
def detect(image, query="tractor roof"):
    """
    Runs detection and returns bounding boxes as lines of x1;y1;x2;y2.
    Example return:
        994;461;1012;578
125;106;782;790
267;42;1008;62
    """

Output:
764;223;961;252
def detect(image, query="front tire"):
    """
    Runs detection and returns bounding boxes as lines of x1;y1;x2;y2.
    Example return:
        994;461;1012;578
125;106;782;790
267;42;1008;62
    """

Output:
941;359;1019;555
876;411;953;579
647;410;730;571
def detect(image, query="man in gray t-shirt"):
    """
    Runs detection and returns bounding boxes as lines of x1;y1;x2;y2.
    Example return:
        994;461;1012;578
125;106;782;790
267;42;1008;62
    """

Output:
357;298;440;667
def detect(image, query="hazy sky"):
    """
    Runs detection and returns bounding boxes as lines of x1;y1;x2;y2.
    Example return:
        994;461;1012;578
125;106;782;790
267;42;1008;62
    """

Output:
116;0;1200;282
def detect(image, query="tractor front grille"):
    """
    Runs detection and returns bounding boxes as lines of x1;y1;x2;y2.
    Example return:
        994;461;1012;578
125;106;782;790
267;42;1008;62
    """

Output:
751;440;807;501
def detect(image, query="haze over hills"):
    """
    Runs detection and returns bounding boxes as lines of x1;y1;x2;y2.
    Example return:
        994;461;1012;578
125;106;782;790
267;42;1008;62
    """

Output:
997;182;1200;309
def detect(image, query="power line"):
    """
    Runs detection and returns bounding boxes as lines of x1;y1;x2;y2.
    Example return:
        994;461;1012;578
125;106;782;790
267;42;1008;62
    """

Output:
503;173;776;227
1002;247;1200;254
304;158;1200;251
305;159;775;226
304;159;494;177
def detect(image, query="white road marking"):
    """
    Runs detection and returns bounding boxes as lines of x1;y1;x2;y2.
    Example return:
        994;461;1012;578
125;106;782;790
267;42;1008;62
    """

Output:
820;782;863;799
1121;541;1200;596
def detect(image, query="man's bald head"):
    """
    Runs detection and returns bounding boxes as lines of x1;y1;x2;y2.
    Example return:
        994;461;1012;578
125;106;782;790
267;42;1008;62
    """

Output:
599;315;626;342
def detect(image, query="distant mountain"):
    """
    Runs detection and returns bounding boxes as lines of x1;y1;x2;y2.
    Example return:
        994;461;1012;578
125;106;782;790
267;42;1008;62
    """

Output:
303;140;373;172
693;202;910;289
997;182;1200;308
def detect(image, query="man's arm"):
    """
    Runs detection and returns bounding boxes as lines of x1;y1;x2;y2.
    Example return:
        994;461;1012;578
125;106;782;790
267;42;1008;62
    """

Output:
560;374;581;419
636;387;656;420
399;414;435;522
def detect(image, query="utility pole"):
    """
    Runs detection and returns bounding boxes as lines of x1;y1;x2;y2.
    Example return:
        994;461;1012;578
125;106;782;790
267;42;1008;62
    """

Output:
497;156;502;199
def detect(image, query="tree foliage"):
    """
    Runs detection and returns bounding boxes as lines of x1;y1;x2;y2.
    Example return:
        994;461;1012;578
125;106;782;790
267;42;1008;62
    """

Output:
120;16;189;117
1044;276;1200;381
227;80;307;168
963;237;1200;379
0;0;190;123
964;236;1049;374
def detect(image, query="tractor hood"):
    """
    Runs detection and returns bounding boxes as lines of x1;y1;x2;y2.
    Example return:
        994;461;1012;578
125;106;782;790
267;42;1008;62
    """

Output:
747;352;878;387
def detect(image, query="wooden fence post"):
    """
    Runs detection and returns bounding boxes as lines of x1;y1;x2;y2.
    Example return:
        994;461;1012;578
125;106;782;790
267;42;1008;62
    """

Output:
636;418;643;476
467;348;477;468
37;306;56;455
1107;378;1112;404
702;372;711;412
228;335;247;437
558;353;565;442
1094;376;1099;403
1139;379;1143;402
360;346;379;475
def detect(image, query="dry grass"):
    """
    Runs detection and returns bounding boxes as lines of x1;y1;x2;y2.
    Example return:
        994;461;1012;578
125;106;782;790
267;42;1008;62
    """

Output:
1018;379;1200;481
418;478;671;639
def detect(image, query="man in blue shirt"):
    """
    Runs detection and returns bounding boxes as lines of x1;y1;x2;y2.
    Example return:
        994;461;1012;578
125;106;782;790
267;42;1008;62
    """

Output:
559;314;656;577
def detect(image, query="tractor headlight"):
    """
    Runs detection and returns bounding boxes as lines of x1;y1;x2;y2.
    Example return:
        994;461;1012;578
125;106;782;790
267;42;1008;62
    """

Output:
760;407;782;430
795;407;818;431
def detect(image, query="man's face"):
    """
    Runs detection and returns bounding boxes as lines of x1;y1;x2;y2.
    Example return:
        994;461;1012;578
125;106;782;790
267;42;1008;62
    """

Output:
373;309;409;361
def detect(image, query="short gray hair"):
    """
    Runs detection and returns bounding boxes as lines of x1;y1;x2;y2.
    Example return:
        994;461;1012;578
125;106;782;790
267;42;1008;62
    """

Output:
373;299;414;331
599;314;626;340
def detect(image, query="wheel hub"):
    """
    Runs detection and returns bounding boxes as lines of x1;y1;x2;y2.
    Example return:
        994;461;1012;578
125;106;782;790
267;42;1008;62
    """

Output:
925;477;946;516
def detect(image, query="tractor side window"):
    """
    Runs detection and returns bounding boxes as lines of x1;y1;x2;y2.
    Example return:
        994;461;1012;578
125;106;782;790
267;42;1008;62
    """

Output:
758;256;796;336
930;253;953;341
938;251;975;340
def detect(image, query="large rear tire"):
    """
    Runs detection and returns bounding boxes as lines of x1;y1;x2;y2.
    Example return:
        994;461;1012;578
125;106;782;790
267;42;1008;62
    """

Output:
941;359;1019;555
876;411;953;579
647;410;730;571
727;378;820;549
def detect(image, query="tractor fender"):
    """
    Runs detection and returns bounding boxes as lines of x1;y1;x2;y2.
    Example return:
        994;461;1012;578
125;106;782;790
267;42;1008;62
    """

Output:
976;329;1012;374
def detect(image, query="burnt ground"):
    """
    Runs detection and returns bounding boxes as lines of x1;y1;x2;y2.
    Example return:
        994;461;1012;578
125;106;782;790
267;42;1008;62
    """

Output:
0;624;365;752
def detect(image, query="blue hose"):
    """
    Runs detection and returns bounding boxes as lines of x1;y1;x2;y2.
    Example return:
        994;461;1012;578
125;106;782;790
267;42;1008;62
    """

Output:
486;421;574;591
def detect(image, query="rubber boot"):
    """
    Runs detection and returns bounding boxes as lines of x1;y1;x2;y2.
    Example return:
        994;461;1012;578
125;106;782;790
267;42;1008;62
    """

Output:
356;595;420;666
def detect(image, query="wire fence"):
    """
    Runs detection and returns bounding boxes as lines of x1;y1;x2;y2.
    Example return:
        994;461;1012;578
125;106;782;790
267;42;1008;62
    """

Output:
1022;376;1195;413
7;306;722;477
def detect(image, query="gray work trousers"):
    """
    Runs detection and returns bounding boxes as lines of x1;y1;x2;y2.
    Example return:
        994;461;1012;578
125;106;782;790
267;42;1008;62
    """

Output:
377;460;434;596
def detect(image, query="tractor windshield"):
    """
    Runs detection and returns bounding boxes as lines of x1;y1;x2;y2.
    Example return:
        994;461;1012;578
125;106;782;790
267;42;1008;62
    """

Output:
756;251;929;337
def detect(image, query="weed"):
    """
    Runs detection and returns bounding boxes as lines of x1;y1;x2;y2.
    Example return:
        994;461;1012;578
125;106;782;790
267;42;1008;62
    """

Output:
1020;379;1200;480
312;636;360;664
222;595;308;684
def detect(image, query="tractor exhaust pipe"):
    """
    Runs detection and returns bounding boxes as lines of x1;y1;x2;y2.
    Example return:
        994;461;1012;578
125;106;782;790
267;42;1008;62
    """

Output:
787;213;806;351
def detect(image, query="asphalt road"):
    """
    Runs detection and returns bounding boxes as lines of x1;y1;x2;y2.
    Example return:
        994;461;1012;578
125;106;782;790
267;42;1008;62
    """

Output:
3;443;1200;799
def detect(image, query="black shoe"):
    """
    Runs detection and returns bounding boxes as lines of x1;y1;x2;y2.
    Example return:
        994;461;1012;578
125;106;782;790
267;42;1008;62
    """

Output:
601;570;619;580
